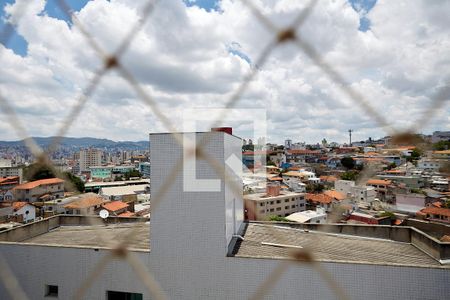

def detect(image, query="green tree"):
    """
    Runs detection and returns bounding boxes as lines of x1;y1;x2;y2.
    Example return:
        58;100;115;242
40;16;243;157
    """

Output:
63;172;85;193
124;170;142;180
341;171;358;181
432;141;450;151
340;156;355;170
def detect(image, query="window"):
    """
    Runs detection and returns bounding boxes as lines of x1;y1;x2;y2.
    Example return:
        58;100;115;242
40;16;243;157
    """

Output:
291;198;295;202
259;203;265;207
276;200;281;204
291;205;295;208
300;203;304;207
107;291;143;300
276;207;281;211
285;206;289;209
45;285;58;297
270;201;274;205
270;208;274;212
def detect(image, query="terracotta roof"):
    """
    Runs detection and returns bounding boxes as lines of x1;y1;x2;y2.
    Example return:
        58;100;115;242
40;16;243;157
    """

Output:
420;207;450;218
319;175;338;182
0;176;20;184
287;149;320;155
324;190;346;201
12;202;30;211
440;235;450;242
283;171;303;177
14;178;64;190
367;179;392;186
64;196;104;209
102;201;128;212
118;211;135;217
433;150;450;154
306;193;334;204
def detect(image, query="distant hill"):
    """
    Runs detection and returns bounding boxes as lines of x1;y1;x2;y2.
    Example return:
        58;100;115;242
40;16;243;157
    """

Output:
0;136;149;150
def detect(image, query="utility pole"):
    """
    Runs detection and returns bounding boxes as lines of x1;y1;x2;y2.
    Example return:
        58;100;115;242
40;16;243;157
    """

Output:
348;129;353;146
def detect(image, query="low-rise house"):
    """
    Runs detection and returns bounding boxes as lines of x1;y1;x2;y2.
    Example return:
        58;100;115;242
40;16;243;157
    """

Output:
64;195;105;215
0;176;20;201
323;190;346;202
335;180;355;196
306;193;335;212
367;179;393;201
11;202;36;223
244;185;305;220
418;207;450;224
11;178;64;202
101;201;129;216
352;186;376;202
286;208;327;224
319;175;338;188
347;211;391;225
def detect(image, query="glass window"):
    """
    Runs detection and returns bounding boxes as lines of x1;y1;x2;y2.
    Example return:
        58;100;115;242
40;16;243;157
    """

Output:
45;285;58;297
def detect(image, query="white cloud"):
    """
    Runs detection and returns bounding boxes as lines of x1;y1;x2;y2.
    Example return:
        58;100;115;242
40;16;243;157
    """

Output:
0;0;448;143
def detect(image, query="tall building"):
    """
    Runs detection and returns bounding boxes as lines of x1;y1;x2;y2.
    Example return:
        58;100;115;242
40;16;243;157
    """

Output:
78;148;102;172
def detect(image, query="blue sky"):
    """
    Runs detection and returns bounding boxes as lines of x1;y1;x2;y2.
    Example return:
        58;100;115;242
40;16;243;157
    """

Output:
1;0;377;57
0;0;89;56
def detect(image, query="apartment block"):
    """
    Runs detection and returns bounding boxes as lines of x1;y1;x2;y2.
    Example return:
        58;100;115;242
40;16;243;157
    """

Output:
244;185;305;220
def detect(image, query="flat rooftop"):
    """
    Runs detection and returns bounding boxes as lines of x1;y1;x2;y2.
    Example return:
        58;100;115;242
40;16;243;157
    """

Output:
22;223;149;250
0;215;150;251
232;223;450;269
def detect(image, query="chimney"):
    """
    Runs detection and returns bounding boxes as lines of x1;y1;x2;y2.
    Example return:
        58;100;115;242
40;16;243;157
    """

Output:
211;127;233;135
266;184;281;197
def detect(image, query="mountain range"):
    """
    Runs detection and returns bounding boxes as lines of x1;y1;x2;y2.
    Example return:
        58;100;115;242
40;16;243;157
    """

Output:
0;137;149;150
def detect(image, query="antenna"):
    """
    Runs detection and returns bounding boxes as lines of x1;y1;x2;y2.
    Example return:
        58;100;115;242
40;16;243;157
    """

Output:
99;209;109;219
348;129;353;146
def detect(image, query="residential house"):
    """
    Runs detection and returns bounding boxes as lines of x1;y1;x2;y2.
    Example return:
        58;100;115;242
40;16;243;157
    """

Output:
0;176;20;201
101;201;129;216
366;179;393;201
306;193;335;212
286;207;327;224
12;178;64;202
64;195;105;215
418;207;450;224
11;202;36;223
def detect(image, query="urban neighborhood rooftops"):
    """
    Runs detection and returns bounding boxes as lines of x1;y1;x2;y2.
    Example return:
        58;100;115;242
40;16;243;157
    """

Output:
13;178;64;190
64;195;104;209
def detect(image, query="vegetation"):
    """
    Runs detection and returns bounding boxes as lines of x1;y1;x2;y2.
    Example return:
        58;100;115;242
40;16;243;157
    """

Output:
407;148;422;162
341;171;358;181
123;170;142;180
379;211;396;220
269;215;292;222
384;162;397;170
432;140;450;151
340;156;355;170
23;162;84;192
306;183;324;193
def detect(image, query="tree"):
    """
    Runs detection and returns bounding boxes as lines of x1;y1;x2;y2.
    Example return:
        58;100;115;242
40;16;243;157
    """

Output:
385;162;397;170
407;148;422;162
63;172;85;193
124;170;142;180
432;140;450;151
340;156;355;170
341;171;358;181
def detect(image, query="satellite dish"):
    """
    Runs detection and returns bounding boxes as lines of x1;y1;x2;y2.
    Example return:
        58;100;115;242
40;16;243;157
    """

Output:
99;209;109;219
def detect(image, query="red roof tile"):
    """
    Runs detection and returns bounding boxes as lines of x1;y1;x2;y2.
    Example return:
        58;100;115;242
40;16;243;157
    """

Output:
420;207;450;218
324;190;346;201
118;211;135;217
12;202;30;211
14;178;64;190
306;193;334;204
64;196;104;209
367;179;392;186
102;201;128;212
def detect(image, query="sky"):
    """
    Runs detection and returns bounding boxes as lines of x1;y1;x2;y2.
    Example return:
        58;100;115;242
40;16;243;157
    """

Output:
0;0;449;144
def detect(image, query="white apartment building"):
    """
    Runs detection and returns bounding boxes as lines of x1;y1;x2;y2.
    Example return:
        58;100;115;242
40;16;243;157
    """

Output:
0;166;23;182
0;131;449;299
79;148;102;172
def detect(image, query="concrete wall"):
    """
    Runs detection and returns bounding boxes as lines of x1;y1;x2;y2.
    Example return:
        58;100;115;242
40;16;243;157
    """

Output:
1;243;450;300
